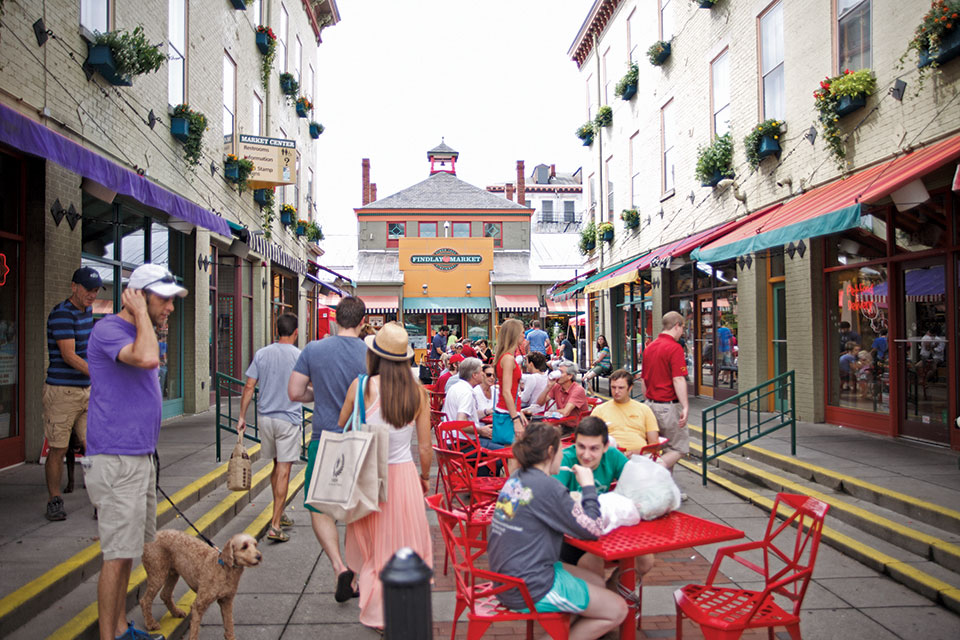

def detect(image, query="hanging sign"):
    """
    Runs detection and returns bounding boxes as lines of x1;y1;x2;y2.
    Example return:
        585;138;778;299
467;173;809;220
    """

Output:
239;135;297;189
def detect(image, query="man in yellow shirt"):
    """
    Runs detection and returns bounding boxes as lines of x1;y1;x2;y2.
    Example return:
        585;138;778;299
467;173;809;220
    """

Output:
591;369;659;455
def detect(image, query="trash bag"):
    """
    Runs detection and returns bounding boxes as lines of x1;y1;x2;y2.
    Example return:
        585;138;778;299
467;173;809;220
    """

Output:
612;454;681;520
598;492;640;534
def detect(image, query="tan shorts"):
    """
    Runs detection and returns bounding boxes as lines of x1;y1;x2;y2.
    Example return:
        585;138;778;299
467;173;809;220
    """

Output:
42;384;89;449
646;401;689;455
259;415;301;463
85;454;157;561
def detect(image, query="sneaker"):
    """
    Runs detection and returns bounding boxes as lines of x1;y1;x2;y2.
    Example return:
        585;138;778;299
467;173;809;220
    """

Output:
680;492;689;502
45;496;66;521
118;622;165;640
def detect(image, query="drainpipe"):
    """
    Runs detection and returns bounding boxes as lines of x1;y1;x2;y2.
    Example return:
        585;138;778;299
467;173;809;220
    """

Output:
593;31;606;347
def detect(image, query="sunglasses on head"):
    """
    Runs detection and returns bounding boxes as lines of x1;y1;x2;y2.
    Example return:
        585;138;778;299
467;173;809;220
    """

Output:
141;273;177;289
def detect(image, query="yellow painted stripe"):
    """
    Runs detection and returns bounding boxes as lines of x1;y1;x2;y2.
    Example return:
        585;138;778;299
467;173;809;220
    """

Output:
0;445;259;623
45;463;274;640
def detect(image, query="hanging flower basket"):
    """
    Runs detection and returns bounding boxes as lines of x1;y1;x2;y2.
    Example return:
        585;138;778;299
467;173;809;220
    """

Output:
758;135;781;161
309;122;324;139
86;28;166;87
576;122;595;146
253;189;273;206
256;31;271;54
579;222;597;255
615;61;639;101
598;222;615;242
621;209;640;229
695;132;734;186
295;96;312;118
700;169;724;188
698;0;716;7
279;72;299;97
224;164;239;181
169;116;190;142
295;219;308;237
280;204;296;226
647;41;671;66
224;154;254;191
918;25;960;67
835;94;867;117
85;44;133;86
744;120;784;169
229;0;250;10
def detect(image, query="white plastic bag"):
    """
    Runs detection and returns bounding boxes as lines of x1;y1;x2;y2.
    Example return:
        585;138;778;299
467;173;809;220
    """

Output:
598;492;640;534
613;454;681;520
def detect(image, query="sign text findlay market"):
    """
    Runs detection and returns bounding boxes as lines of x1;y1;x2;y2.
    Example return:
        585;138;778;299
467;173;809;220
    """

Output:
411;248;483;271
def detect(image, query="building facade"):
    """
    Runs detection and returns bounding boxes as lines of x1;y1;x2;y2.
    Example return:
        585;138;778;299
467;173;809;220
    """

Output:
0;0;340;468
564;0;960;450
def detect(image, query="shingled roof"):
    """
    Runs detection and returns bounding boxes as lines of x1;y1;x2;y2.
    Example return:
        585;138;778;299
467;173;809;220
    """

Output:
359;171;532;211
427;140;459;159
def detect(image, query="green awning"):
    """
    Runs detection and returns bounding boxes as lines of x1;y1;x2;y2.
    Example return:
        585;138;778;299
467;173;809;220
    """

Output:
553;254;645;300
403;297;491;314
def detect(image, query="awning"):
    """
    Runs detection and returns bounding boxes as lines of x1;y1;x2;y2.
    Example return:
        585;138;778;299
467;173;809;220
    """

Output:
360;296;399;313
693;134;960;263
0;103;230;237
546;298;581;313
308;261;356;287
584;253;649;294
317;292;342;307
636;216;768;270
552;257;641;300
495;294;540;312
403;297;492;314
864;265;945;303
304;273;344;295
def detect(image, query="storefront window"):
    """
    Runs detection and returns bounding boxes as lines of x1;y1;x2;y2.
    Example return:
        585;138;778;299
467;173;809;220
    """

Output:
894;194;948;254
826;214;887;267
405;313;428;351
465;312;489;341
670;263;694;295
0;239;20;442
271;271;297;341
826;264;889;413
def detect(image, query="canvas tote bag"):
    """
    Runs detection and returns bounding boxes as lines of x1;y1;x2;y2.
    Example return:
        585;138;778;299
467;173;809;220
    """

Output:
227;431;252;491
305;375;389;522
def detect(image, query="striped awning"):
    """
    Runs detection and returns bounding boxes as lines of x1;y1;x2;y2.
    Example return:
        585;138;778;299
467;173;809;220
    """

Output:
360;296;399;313
403;297;492;314
546;298;580;313
583;253;648;293
495;294;540;312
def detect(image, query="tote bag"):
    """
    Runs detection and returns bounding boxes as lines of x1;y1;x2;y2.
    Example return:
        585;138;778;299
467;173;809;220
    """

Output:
226;432;251;491
305;375;389;522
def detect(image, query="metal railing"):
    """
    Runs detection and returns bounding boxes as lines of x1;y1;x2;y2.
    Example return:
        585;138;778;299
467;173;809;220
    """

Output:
699;370;796;485
215;372;313;463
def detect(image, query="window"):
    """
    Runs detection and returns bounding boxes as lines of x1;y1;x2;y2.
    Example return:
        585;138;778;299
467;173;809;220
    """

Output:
711;49;731;137
484;222;502;248
630;132;641;207
452;222;471;237
307;63;315;104
564;200;576;222
760;2;785;120
589;174;596;207
168;0;186;107
294;36;303;85
659;0;674;42
627;8;640;63
279;4;288;72
250;0;262;23
387;222;405;248
661;100;676;194
81;0;108;34
606;157;614;214
307;167;314;218
252;93;263;136
419;222;437;238
542;200;555;223
602;48;611;104
222;53;236;154
586;74;595;120
838;0;871;71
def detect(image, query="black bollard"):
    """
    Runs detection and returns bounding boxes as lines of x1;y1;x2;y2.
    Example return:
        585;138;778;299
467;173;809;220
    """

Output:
380;547;433;639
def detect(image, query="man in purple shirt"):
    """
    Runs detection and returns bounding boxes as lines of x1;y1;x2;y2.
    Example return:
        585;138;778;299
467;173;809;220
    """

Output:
85;263;186;640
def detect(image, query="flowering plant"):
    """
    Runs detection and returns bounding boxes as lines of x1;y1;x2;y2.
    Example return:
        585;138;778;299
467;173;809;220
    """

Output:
576;121;595;143
281;204;297;216
620;208;639;228
813;69;875;167
579;221;597;255
296;96;313;111
171;104;207;167
93;26;168;79
743;119;784;169
900;1;960;90
224;154;255;192
306;220;324;242
647;40;671;66
694;132;735;185
256;25;276;40
597;221;615;242
594;105;613;128
614;61;639;99
256;25;277;91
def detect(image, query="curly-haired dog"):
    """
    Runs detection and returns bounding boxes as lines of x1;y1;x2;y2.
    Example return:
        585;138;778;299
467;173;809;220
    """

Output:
140;531;262;640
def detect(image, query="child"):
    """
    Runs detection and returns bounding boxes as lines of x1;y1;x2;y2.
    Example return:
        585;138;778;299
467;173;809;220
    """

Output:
856;350;874;399
488;421;627;640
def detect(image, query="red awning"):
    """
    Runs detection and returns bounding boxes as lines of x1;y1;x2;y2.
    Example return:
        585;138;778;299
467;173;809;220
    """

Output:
694;134;960;262
360;295;399;313
637;213;778;270
546;298;581;313
495;294;541;312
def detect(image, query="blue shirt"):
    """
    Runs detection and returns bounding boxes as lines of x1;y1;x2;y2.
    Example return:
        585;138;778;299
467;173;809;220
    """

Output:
293;335;367;438
526;329;549;354
46;299;93;386
717;326;733;352
871;336;888;360
430;333;446;359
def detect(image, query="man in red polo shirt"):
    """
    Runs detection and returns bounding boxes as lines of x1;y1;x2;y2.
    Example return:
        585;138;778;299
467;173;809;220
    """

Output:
640;311;689;471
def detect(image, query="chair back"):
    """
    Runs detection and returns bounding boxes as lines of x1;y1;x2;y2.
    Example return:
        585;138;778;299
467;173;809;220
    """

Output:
428;389;446;413
426;493;486;607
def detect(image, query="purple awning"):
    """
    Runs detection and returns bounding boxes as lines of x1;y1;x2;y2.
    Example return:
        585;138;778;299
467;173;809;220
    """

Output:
0;103;230;237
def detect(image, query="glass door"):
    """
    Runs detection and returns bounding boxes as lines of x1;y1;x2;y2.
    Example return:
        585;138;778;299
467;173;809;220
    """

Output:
897;260;949;443
0;152;24;468
696;293;715;395
772;283;789;411
677;297;695;394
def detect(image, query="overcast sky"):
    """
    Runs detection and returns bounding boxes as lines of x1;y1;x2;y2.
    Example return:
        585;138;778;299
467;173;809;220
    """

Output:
313;0;591;244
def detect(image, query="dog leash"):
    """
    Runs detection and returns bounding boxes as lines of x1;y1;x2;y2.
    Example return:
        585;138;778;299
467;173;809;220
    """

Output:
154;452;220;551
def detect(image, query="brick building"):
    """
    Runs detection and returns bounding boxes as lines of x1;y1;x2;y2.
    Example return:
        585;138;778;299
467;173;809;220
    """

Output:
562;0;960;449
0;0;341;467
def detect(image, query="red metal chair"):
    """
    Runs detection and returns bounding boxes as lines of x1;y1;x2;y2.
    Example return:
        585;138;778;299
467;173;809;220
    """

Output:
426;494;570;640
428;389;446;413
436;420;506;481
674;492;831;640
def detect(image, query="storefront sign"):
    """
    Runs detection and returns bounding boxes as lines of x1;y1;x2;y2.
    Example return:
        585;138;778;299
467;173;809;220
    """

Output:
239;134;296;189
411;248;483;271
0;253;9;286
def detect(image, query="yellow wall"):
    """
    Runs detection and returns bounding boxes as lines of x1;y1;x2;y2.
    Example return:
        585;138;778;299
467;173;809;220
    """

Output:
398;237;494;298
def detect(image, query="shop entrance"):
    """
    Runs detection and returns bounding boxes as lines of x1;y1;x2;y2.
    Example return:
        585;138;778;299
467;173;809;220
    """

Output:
772;283;789;412
0;151;25;468
696;294;715;396
896;260;949;444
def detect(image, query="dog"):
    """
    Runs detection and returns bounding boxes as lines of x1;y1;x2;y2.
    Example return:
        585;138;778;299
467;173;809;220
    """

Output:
140;531;262;640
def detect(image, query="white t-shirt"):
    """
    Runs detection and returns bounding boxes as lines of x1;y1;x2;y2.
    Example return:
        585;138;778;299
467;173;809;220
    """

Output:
442;378;479;428
520;372;549;413
474;384;496;416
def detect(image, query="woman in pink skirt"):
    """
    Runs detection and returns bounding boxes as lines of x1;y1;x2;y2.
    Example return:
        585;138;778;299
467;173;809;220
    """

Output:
338;321;433;632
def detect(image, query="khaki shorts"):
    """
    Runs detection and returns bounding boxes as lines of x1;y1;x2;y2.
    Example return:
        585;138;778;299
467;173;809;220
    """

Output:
85;454;157;561
259;415;301;463
42;384;89;449
646;401;689;455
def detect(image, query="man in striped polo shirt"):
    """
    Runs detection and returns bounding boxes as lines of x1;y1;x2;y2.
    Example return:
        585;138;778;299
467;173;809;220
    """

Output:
44;266;102;521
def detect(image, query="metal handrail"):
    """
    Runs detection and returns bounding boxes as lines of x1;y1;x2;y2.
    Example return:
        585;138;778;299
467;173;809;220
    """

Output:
699;370;796;485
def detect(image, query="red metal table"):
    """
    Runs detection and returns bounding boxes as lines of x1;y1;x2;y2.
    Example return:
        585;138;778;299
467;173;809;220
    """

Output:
565;511;744;640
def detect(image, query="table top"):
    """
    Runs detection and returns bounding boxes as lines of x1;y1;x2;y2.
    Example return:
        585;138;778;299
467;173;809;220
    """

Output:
565;511;744;561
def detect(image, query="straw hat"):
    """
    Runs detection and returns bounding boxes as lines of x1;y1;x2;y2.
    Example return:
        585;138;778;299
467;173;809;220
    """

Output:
364;321;414;361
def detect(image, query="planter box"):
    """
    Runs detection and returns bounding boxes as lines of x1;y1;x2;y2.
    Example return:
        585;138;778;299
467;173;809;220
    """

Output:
699;0;715;7
700;169;724;188
918;28;960;67
620;83;637;101
652;42;671;65
224;164;240;181
296;103;308;118
253;189;271;205
835;94;866;117
585;240;596;252
581;135;594;147
309;123;323;139
295;225;307;237
758;135;781;161
85;44;132;87
601;229;614;242
624;218;639;229
279;76;296;95
280;210;294;226
255;31;272;55
170;117;190;143
229;0;248;9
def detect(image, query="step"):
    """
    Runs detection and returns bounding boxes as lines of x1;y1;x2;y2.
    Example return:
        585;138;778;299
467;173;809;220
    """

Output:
0;444;263;637
5;455;278;640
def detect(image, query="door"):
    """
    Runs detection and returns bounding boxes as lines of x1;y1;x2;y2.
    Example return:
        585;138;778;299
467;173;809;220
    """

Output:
897;260;949;443
772;283;789;411
696;294;714;396
0;152;25;468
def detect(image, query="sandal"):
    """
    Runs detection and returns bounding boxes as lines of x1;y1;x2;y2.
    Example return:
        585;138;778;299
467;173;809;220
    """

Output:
266;526;289;543
279;512;294;528
335;569;358;603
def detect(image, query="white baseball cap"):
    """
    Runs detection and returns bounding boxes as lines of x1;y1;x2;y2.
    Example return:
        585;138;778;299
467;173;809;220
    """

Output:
128;263;188;298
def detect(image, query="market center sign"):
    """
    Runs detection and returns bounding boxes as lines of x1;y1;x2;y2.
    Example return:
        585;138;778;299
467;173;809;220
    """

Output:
239;134;296;189
411;248;483;271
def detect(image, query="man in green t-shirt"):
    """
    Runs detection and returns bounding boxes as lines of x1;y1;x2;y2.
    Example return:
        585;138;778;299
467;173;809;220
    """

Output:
555;417;654;580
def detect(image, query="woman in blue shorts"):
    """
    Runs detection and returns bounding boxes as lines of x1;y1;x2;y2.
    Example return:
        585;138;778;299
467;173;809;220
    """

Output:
488;421;627;639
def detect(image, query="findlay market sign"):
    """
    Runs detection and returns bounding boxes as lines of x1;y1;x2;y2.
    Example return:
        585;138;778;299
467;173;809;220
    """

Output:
411;248;483;271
